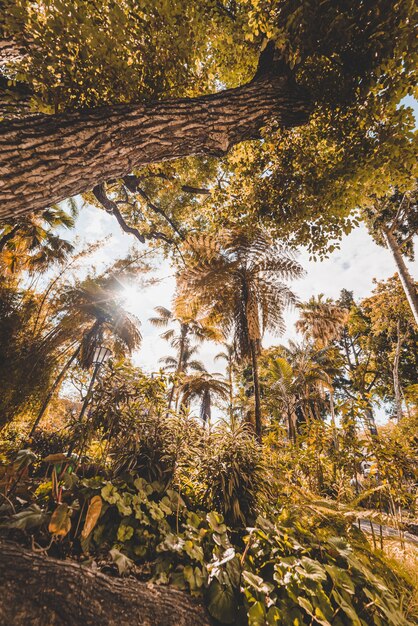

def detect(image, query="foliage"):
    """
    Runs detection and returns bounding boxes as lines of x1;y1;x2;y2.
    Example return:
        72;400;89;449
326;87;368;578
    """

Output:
1;469;416;624
188;423;265;527
241;507;412;626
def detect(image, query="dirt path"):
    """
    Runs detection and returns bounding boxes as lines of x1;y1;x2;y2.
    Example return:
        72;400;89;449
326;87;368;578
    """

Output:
358;519;418;545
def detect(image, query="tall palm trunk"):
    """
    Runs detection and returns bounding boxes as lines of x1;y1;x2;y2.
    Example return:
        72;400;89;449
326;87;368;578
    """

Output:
167;326;187;413
250;339;262;441
28;344;81;438
382;227;418;327
227;361;234;424
200;388;211;425
329;390;339;449
393;319;403;421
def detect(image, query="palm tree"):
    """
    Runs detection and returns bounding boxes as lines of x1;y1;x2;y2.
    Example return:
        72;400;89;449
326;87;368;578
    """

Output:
215;342;235;422
29;277;142;436
176;228;303;439
260;342;335;442
179;371;230;425
150;305;219;411
0;204;77;277
296;294;348;348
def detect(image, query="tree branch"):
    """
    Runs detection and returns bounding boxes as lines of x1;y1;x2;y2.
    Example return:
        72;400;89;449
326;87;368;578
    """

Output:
122;176;184;240
92;184;146;243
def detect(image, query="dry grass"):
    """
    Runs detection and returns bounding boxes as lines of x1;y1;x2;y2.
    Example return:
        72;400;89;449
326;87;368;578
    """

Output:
382;538;418;623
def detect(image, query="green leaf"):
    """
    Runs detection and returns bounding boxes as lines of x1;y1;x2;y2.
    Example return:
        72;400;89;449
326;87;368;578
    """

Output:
117;523;134;542
242;570;274;595
2;504;47;530
207;579;236;624
109;548;133;575
297;557;327;582
248;601;266;625
207;511;227;534
101;483;119;504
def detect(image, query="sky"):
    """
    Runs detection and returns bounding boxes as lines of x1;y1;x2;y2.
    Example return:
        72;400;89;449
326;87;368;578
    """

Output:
67;203;417;379
62;97;418;382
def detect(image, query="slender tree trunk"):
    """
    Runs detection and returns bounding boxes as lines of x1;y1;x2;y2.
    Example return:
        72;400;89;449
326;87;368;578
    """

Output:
228;362;234;424
364;405;378;438
0;540;212;626
382;228;418;327
287;411;296;443
0;60;311;220
201;388;211;426
249;339;262;441
28;344;81;438
167;329;187;413
67;360;102;457
329;390;338;447
393;319;403;422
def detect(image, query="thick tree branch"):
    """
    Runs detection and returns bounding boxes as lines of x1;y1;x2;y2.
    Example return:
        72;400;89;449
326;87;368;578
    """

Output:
0;56;312;220
0;539;213;626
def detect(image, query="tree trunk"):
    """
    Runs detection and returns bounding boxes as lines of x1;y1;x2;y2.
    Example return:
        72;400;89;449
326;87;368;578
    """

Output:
250;339;262;441
0;540;212;626
228;361;234;425
167;331;186;414
393;319;403;422
329;390;339;450
0;63;311;220
364;405;378;438
0;37;28;66
28;344;81;438
382;228;418;327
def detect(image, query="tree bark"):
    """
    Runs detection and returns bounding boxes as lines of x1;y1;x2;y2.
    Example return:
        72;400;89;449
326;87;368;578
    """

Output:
0;37;27;66
0;539;213;626
382;228;418;327
0;63;311;220
250;339;262;442
392;319;403;422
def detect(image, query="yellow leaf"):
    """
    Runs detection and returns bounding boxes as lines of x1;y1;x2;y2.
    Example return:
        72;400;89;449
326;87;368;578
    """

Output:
49;503;71;537
43;453;68;463
81;495;103;539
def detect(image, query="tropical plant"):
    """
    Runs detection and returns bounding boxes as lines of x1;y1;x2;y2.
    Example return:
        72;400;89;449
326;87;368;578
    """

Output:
150;305;219;410
0;204;77;277
190;422;265;528
176;228;303;439
296;294;348;348
179;372;230;425
29;275;142;437
260;342;335;442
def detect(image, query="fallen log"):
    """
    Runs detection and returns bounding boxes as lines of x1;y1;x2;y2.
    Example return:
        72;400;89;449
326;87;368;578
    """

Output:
0;540;213;625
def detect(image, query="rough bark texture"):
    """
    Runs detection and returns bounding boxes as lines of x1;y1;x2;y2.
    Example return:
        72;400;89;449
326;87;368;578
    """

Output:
0;540;213;626
0;64;311;220
383;228;418;327
0;37;27;66
393;319;403;422
250;339;262;442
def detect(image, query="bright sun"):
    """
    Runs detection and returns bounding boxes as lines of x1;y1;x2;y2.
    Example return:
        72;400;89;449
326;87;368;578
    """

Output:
121;285;141;314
